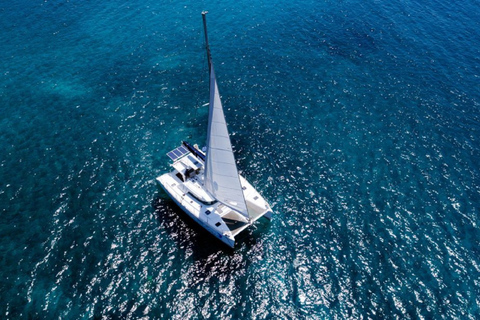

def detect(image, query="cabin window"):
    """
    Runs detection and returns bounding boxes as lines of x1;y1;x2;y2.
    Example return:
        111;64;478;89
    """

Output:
215;222;221;227
175;172;184;182
187;192;217;205
205;210;211;215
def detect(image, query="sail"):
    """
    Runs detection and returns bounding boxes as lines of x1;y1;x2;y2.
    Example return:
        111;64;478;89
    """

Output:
204;65;249;218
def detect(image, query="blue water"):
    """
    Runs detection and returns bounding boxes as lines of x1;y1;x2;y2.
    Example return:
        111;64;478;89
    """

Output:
1;0;479;318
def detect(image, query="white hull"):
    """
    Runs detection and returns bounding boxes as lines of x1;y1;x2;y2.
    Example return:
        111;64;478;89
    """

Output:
156;150;272;248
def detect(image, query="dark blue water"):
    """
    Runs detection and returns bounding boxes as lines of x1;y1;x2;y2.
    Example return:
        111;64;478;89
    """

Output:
1;0;479;318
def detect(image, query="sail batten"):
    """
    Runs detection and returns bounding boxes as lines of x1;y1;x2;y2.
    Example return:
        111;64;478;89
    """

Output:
204;66;249;218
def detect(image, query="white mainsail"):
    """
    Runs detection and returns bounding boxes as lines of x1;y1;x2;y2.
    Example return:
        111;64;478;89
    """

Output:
204;65;249;219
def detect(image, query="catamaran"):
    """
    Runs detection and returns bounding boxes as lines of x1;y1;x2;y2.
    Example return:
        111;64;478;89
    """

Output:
156;12;273;248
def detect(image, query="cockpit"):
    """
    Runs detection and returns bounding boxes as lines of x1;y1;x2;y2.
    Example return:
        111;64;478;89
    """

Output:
173;154;202;182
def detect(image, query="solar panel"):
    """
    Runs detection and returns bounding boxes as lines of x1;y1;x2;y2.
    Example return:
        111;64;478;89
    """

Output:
167;145;189;161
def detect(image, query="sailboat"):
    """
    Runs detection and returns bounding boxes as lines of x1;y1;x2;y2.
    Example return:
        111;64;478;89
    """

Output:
156;12;273;248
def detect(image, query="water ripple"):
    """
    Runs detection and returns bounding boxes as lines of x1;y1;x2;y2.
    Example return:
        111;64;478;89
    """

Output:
1;0;480;318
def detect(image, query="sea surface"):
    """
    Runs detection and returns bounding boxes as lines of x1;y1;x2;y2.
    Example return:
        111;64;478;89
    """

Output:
1;0;479;318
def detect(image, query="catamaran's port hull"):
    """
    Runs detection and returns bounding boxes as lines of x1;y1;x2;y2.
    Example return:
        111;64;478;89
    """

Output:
156;174;236;248
156;172;272;248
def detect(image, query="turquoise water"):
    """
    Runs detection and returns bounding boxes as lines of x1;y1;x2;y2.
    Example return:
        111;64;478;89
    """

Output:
1;0;479;318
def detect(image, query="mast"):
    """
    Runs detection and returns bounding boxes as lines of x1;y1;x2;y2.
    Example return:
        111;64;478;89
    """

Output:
202;11;212;71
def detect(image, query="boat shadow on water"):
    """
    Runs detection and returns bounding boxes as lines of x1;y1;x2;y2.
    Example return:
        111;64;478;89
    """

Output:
151;194;267;257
